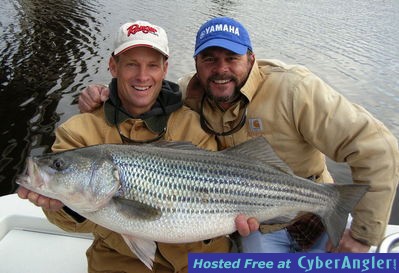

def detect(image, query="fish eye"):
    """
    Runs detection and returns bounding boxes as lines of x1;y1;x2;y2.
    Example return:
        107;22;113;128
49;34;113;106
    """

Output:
52;158;66;171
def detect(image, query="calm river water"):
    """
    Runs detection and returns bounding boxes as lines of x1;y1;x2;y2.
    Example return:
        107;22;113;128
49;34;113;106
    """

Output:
1;0;398;223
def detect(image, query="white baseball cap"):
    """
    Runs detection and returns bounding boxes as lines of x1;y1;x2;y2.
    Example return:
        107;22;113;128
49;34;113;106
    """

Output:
113;20;169;57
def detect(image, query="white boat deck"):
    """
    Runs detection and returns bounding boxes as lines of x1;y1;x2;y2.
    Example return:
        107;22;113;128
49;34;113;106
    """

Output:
0;194;93;273
0;193;398;273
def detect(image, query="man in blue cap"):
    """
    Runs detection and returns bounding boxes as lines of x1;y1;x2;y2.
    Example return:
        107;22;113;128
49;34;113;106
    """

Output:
78;17;399;253
182;16;398;253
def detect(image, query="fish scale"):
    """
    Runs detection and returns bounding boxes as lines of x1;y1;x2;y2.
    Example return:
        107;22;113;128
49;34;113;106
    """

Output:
112;147;336;224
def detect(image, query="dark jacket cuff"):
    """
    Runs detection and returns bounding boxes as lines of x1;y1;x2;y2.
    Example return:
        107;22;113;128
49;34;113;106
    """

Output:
63;206;86;223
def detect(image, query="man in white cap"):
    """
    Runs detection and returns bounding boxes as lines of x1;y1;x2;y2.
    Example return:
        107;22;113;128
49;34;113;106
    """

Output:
18;20;251;273
78;17;398;254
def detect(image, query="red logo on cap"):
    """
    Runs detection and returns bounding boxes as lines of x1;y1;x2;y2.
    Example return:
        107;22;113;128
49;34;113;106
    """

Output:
127;24;157;36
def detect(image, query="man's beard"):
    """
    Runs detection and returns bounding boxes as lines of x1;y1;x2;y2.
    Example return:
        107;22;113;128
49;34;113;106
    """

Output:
205;74;242;104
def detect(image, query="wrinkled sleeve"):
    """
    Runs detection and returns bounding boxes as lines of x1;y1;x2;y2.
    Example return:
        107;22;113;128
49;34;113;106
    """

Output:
166;106;217;151
52;121;89;152
43;208;95;233
291;74;399;245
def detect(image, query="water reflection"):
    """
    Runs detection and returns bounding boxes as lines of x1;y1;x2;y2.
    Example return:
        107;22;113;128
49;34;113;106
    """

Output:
0;0;101;194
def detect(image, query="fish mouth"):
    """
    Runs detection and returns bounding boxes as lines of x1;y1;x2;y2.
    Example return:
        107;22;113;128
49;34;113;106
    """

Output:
16;158;45;190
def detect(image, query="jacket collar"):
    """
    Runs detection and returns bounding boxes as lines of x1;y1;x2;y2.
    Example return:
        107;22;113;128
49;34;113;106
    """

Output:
240;59;263;102
104;78;183;133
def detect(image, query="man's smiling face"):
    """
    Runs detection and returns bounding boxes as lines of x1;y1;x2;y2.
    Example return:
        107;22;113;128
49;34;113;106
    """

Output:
109;46;168;116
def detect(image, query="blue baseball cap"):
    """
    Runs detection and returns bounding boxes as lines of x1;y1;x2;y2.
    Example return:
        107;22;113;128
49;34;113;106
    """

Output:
194;17;252;57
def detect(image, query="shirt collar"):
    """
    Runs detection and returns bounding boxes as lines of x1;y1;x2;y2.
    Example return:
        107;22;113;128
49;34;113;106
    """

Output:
240;60;263;102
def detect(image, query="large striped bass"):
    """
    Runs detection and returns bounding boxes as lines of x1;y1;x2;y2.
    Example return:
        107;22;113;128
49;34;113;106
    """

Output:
17;137;368;269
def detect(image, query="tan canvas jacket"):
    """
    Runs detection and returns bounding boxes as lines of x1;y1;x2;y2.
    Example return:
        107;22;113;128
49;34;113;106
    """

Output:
179;59;399;246
44;104;230;273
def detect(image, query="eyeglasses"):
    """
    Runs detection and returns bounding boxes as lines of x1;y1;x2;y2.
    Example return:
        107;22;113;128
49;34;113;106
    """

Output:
199;94;247;136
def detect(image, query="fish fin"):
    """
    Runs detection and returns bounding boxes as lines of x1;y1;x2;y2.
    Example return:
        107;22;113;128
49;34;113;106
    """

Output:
83;160;120;211
222;137;294;174
321;184;369;247
113;197;162;220
121;234;156;270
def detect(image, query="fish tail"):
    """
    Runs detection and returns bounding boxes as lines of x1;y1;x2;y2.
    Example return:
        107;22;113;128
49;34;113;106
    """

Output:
321;184;369;247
